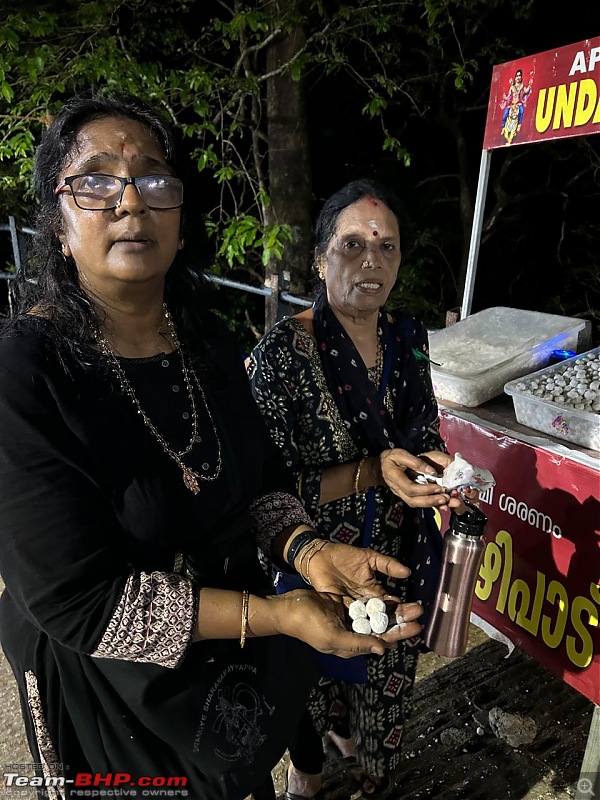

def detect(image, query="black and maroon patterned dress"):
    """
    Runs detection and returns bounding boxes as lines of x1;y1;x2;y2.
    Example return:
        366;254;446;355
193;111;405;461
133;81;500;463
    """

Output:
248;308;445;780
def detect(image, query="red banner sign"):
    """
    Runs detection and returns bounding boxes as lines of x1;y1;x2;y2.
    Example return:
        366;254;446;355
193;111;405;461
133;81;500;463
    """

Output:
439;411;600;705
483;37;600;149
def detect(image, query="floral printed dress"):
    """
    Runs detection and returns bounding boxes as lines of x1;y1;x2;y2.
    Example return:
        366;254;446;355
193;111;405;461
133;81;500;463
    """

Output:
247;311;445;780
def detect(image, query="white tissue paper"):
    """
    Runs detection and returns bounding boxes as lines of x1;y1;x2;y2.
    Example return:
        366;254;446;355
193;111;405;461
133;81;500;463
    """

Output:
440;452;496;492
415;452;496;493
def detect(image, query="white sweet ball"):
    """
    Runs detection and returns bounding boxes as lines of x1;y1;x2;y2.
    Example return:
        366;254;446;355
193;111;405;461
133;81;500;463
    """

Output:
365;597;386;616
352;617;372;635
348;600;368;620
369;611;389;634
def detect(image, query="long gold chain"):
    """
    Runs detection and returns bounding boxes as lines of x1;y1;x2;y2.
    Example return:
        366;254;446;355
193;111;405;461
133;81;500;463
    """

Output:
95;305;222;494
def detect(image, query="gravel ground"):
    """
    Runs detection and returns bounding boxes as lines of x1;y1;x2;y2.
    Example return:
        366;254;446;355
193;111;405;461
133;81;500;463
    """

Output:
272;625;595;800
0;615;595;800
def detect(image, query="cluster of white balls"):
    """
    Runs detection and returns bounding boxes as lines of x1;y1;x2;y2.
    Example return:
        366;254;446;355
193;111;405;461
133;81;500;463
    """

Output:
513;351;600;414
348;597;389;634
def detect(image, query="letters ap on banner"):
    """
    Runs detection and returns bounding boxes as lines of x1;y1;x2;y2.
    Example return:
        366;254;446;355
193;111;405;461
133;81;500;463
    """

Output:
483;37;600;150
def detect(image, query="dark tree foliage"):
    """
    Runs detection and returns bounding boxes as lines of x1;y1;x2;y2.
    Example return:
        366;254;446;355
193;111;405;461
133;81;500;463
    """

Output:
0;0;598;346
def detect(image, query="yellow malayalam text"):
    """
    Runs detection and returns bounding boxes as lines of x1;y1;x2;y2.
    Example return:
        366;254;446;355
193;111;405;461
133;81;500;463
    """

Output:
475;529;600;669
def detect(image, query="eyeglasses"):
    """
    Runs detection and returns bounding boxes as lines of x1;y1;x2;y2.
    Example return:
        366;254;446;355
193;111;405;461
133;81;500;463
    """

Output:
54;173;184;210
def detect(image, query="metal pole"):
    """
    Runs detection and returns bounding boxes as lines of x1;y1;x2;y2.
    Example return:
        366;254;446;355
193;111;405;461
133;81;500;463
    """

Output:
8;216;22;275
265;271;279;331
204;273;271;297
575;705;600;799
460;149;492;320
280;291;311;308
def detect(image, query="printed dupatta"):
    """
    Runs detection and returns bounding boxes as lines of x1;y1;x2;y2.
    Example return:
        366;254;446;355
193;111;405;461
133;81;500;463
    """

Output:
311;292;437;459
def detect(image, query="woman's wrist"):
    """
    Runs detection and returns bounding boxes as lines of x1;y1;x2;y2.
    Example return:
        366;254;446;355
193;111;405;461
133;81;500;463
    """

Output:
194;588;285;643
356;455;384;492
368;455;384;488
283;526;324;569
252;593;296;639
294;539;330;585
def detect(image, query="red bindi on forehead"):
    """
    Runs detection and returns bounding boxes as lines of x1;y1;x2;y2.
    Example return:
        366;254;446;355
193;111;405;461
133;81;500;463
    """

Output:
120;142;126;153
372;230;379;236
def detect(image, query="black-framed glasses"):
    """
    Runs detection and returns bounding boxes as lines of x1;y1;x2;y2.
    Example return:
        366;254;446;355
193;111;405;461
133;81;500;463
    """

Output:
54;173;184;210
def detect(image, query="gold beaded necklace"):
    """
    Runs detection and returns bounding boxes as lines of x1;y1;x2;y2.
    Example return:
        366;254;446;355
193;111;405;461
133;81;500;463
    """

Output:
95;305;222;494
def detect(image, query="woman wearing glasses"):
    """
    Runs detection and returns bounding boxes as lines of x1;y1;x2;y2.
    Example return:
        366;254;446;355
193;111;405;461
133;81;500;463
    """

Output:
0;93;423;800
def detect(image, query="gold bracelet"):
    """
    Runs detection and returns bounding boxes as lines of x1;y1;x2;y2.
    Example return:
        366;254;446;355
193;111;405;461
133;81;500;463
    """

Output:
240;589;249;649
295;538;323;578
303;540;329;587
353;457;367;495
296;539;327;584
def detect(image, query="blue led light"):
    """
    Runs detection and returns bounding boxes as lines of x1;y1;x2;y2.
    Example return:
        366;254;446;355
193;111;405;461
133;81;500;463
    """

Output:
551;349;576;360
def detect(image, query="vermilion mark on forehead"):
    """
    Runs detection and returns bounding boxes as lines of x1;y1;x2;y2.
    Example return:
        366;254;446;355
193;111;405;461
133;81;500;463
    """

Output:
120;142;126;153
372;230;379;236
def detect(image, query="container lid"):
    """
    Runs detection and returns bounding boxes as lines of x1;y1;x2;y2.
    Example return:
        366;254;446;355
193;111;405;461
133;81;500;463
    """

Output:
429;307;589;378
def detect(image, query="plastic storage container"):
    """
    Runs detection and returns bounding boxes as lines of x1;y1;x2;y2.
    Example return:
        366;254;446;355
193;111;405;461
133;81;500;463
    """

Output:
428;307;591;407
504;347;600;451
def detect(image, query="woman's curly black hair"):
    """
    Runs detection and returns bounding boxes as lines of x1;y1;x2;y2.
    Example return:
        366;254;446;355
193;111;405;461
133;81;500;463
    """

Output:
12;90;214;361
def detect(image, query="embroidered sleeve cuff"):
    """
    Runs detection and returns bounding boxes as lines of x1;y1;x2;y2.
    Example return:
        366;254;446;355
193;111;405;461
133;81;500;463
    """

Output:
250;491;313;558
90;571;196;669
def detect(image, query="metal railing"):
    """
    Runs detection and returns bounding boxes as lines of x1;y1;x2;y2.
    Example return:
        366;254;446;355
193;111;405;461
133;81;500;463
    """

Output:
0;217;36;280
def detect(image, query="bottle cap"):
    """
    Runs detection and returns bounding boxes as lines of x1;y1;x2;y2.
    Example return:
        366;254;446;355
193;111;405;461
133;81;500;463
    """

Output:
450;499;487;537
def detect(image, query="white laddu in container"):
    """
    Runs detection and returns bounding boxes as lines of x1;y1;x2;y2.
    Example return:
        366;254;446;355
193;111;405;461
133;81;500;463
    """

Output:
505;347;600;451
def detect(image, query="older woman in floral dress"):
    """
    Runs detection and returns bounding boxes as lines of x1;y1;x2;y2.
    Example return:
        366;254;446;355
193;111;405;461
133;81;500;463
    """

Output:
247;179;464;800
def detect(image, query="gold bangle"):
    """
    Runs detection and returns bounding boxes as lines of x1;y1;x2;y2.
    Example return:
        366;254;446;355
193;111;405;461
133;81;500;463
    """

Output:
240;590;249;649
353;457;367;495
295;538;322;577
296;539;327;584
303;541;329;587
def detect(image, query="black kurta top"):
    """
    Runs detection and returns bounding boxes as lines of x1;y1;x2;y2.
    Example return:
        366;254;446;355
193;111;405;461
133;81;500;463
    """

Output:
0;315;318;800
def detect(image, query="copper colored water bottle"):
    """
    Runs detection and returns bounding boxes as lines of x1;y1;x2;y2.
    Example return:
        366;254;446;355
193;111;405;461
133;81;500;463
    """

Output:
423;500;487;657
